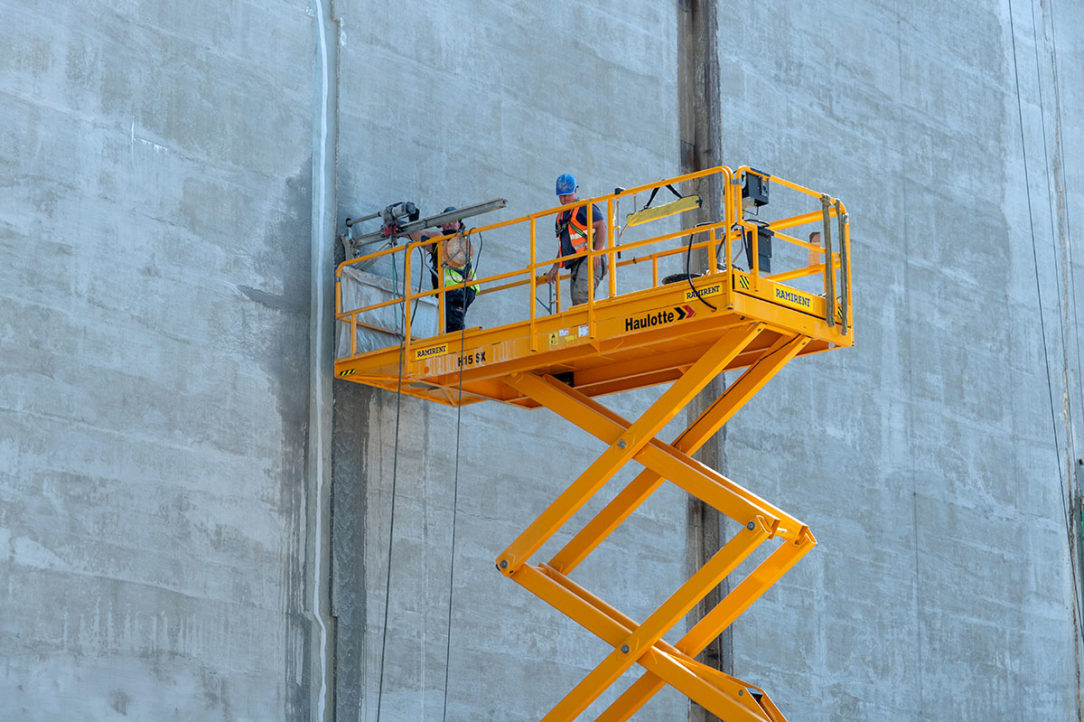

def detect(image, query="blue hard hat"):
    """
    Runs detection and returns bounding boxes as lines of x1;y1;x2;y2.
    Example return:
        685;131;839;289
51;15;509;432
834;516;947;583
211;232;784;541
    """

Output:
440;206;460;229
555;173;577;196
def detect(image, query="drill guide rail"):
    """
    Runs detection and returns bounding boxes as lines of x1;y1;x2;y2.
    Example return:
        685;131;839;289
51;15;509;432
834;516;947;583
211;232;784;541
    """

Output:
334;167;853;720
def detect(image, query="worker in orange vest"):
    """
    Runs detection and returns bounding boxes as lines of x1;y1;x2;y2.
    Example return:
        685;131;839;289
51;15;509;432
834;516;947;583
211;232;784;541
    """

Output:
546;173;608;306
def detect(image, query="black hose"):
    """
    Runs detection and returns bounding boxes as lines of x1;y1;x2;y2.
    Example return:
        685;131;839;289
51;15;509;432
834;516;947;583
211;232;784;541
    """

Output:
684;229;716;311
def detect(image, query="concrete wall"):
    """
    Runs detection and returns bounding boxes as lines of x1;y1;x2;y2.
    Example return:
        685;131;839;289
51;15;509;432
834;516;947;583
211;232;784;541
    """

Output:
1;1;320;719
716;2;1084;718
2;1;1082;721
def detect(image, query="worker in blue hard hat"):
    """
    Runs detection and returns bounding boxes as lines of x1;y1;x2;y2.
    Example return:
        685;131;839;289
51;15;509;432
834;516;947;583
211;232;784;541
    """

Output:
547;174;608;305
410;206;479;333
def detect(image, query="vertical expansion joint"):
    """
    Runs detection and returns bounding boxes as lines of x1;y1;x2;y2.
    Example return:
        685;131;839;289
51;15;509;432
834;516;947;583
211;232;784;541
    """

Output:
309;3;339;720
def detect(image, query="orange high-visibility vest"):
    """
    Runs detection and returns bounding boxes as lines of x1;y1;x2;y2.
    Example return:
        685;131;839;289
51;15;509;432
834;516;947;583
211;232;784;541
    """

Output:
555;206;593;266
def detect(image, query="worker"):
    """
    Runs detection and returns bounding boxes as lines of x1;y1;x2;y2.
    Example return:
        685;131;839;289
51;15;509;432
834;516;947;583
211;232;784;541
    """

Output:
411;207;479;333
546;173;608;305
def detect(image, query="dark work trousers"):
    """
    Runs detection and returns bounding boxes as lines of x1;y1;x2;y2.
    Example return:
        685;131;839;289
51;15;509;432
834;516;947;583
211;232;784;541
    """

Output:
444;287;476;332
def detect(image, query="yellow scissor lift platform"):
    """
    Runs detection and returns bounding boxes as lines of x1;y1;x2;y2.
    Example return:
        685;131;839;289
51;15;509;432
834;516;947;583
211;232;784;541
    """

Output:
336;167;852;721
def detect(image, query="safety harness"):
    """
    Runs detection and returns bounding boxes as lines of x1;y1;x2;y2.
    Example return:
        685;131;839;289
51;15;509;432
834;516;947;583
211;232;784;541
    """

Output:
554;205;594;267
430;230;479;293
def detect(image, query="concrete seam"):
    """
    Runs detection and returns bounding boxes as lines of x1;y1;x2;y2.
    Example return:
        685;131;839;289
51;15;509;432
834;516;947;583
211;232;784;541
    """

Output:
310;1;339;720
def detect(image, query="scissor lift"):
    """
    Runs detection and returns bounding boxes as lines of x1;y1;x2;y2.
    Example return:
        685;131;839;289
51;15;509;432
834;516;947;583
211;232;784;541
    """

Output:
335;167;852;720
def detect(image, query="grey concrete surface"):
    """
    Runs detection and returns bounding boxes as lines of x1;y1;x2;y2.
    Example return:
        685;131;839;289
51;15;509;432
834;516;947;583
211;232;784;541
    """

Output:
712;2;1084;719
1;1;319;719
2;0;1082;721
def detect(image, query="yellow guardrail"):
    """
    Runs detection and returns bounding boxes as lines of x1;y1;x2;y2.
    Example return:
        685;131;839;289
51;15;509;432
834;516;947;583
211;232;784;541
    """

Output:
335;166;851;358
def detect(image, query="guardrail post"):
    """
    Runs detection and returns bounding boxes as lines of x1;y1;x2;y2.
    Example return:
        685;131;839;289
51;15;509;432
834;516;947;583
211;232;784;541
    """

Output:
530;217;538;352
607;197;617;300
835;201;848;334
403;242;414;358
820;195;836;328
587;199;597;337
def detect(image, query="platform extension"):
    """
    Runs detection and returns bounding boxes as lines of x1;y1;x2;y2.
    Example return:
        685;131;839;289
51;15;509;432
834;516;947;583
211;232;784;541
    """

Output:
335;166;852;720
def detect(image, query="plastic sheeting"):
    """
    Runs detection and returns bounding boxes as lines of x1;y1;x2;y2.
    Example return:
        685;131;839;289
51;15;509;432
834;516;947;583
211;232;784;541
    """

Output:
336;265;438;359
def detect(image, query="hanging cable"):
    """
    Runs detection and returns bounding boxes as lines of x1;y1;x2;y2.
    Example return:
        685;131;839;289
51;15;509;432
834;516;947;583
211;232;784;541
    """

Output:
1046;14;1084;677
441;228;483;721
684;226;716;311
439;320;468;722
1028;0;1076;471
409;245;429;328
375;243;410;722
388;235;400;334
1030;0;1084;669
1009;0;1084;653
537;256;553;314
1045;0;1084;424
472;228;486;283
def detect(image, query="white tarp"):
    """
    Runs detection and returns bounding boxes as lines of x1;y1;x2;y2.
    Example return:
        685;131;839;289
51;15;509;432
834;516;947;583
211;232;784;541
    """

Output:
336;265;438;359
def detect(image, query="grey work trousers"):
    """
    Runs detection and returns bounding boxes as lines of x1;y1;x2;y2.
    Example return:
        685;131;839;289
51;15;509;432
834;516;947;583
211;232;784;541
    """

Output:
568;256;607;306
